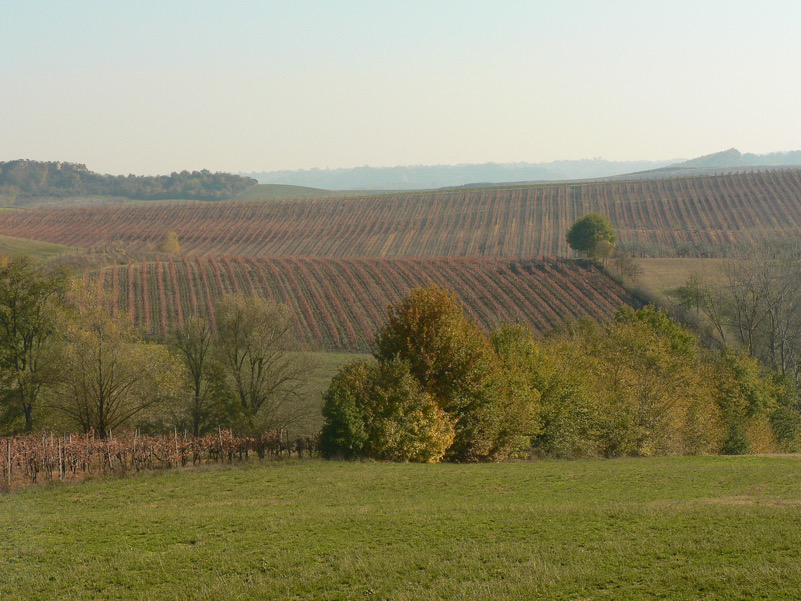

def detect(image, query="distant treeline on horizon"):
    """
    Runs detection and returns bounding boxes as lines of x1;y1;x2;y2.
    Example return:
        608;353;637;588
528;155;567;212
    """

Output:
0;160;258;202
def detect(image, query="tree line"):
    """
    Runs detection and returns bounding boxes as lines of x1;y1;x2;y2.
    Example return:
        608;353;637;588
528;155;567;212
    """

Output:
676;239;801;398
0;160;257;202
3;243;800;463
0;256;314;438
320;286;801;461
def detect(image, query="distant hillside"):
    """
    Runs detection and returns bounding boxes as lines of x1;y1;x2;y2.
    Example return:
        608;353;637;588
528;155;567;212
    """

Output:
618;148;801;179
0;160;257;203
3;169;801;259
234;184;379;201
675;148;801;169
245;159;677;190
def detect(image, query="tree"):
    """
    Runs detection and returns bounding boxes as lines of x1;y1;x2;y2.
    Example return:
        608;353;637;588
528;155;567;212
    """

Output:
495;322;603;458
0;256;68;432
609;250;642;286
169;316;214;436
531;308;727;457
162;230;181;254
320;357;455;462
687;240;801;386
46;282;185;436
373;286;537;461
566;213;618;261
215;293;316;433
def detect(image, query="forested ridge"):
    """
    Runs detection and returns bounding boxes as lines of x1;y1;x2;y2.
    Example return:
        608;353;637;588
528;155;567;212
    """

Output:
0;160;257;202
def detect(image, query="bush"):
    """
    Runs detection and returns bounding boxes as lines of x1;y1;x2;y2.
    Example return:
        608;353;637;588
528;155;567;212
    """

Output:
320;358;454;462
323;286;538;462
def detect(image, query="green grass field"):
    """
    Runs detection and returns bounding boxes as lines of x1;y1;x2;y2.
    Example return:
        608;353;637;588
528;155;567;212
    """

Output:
0;235;80;261
2;456;800;600
635;258;728;296
294;352;369;433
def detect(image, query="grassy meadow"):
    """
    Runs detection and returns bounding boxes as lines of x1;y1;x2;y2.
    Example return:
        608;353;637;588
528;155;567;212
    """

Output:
295;352;370;433
2;456;800;600
635;258;728;297
0;235;79;262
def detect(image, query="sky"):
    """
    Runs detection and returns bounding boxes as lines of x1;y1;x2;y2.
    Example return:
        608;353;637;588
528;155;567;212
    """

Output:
2;0;800;176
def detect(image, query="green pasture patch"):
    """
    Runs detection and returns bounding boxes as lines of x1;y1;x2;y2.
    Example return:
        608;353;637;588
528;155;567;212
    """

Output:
0;235;81;261
2;456;800;600
635;257;728;296
293;351;370;434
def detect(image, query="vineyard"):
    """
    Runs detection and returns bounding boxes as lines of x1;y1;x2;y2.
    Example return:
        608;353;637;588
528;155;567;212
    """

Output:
1;169;801;257
0;430;316;490
88;256;637;349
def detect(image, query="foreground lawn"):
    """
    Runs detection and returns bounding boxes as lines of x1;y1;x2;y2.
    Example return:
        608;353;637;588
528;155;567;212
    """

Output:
2;457;800;600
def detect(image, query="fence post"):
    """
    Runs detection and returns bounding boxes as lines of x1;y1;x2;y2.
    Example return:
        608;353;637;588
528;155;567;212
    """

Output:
5;438;11;487
57;437;63;481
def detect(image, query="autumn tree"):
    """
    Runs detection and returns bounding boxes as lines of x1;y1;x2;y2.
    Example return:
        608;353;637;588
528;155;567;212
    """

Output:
320;357;455;462
681;240;801;386
566;213;618;261
709;350;781;454
46;282;185;436
162;230;181;254
0;256;68;432
215;293;316;433
359;286;538;461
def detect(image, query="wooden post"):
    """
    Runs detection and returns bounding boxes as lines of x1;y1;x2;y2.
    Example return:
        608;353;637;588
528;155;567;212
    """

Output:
5;438;11;487
58;438;63;481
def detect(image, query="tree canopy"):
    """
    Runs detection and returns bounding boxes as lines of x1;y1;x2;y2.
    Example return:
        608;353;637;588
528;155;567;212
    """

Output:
322;286;540;462
215;293;316;433
565;213;618;261
0;160;257;202
46;282;185;436
0;256;68;431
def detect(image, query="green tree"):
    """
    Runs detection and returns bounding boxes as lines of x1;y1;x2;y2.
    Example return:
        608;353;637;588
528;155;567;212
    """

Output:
0;256;68;432
565;213;618;261
215;293;316;433
46;282;185;436
710;349;781;454
373;286;536;461
169;316;214;436
503;322;603;458
320;357;455;462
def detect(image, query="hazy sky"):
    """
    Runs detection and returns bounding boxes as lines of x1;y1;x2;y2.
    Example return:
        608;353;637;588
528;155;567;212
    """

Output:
2;1;799;175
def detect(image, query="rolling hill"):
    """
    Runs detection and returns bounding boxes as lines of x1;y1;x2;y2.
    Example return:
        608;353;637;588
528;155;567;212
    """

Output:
88;256;638;350
1;169;799;259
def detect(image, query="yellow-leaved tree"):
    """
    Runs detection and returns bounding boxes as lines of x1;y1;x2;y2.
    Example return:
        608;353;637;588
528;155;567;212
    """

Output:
321;286;540;462
162;230;181;254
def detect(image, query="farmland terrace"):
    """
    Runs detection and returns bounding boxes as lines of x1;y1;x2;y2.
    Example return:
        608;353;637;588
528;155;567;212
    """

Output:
0;169;800;258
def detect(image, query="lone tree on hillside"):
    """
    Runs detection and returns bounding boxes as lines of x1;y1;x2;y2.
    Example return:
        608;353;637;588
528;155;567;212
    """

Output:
566;213;618;262
162;230;181;254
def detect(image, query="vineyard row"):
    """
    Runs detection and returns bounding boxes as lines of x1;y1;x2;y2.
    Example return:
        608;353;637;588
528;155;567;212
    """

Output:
2;170;801;257
89;256;637;349
0;430;317;490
